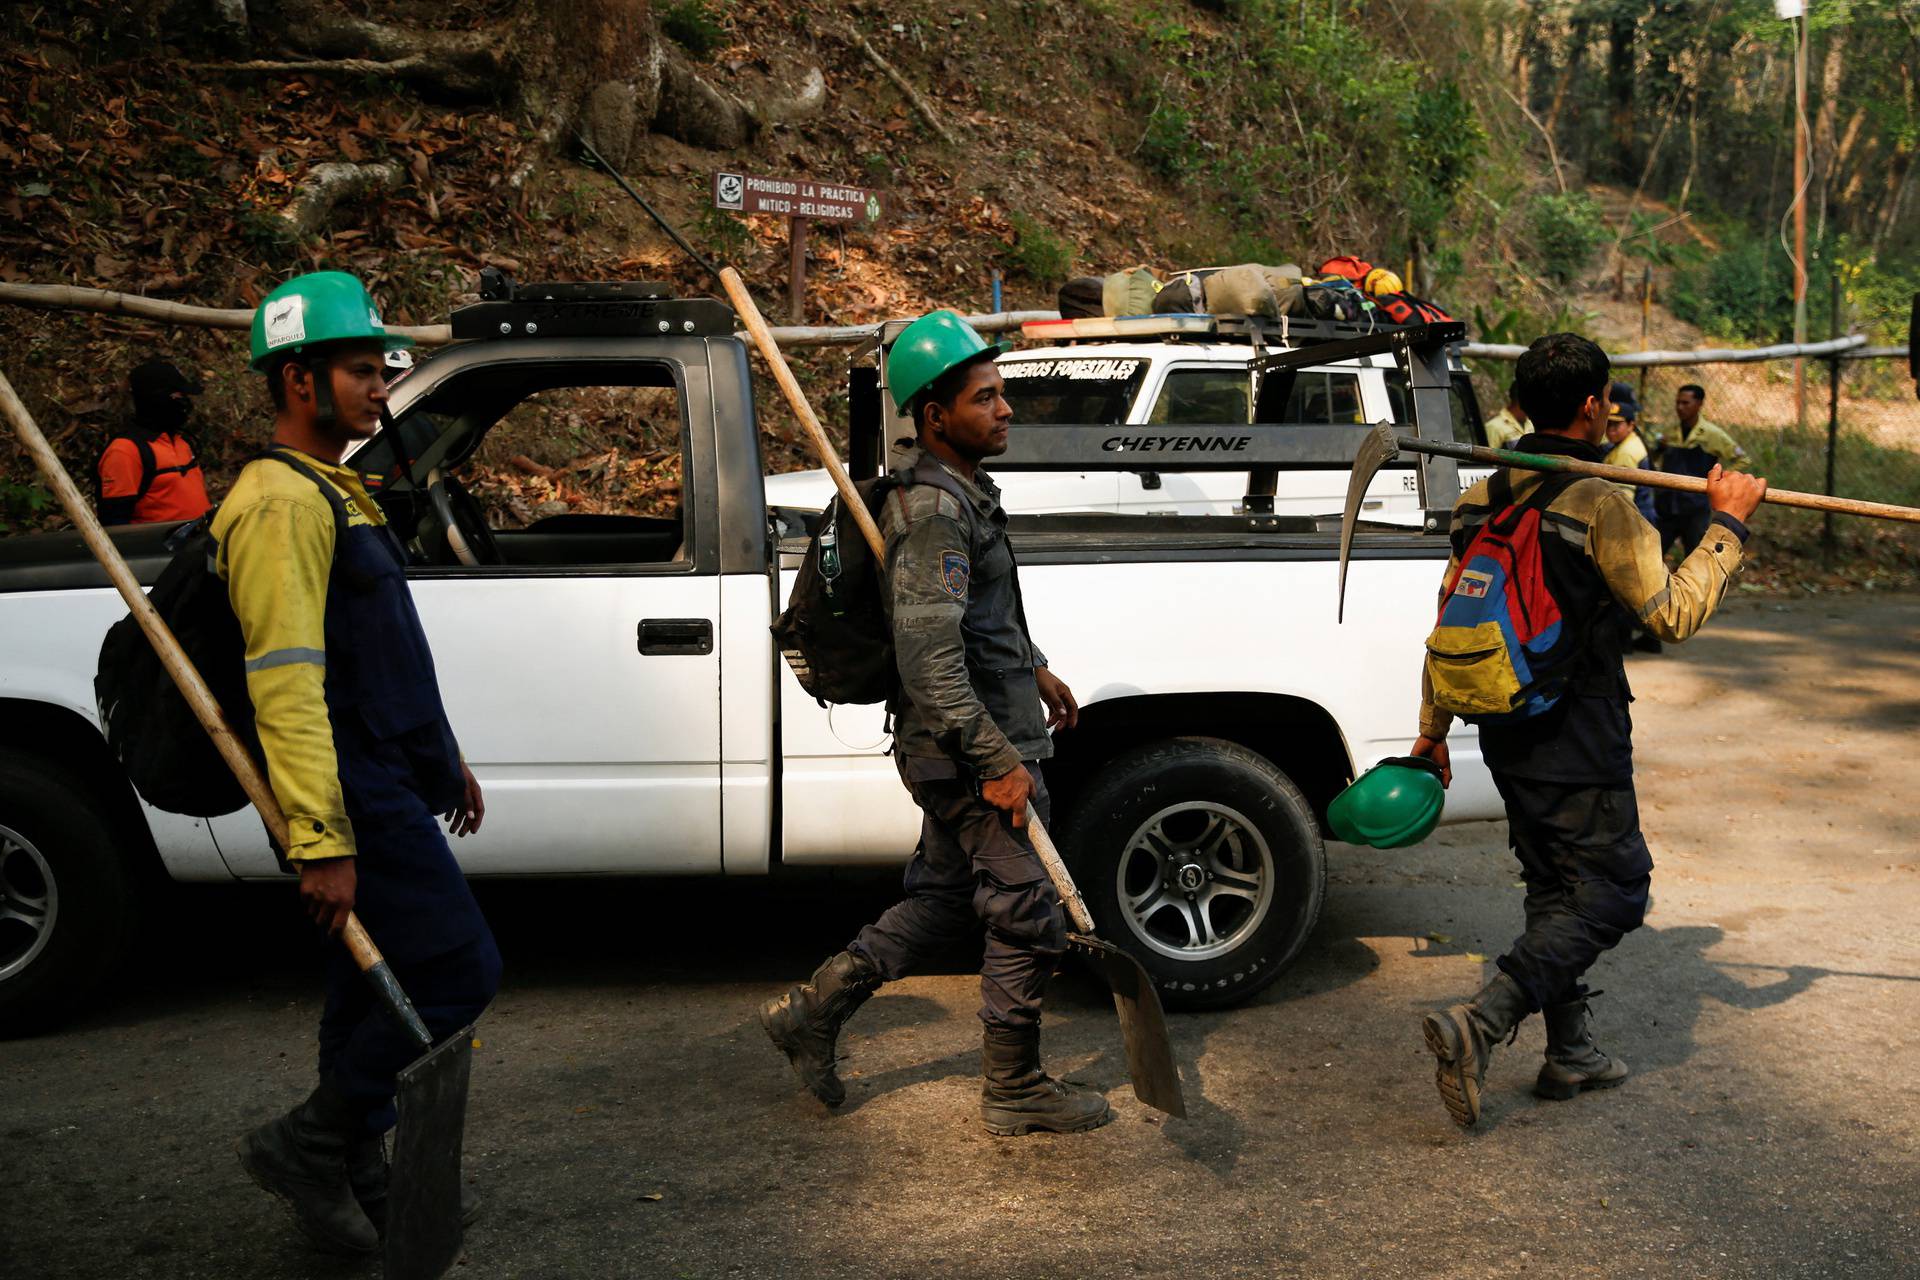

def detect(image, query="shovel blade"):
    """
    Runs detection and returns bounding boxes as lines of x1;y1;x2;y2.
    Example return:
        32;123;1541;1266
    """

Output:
1069;933;1186;1118
385;1025;475;1280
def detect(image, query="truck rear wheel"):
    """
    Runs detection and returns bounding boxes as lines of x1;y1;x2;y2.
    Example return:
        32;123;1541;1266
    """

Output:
1061;737;1325;1011
0;752;139;1035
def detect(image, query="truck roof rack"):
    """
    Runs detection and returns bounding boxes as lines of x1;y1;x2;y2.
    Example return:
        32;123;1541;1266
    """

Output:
449;269;734;341
1019;312;1459;348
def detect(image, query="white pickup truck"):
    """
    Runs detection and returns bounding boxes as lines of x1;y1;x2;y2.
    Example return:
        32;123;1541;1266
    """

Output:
0;288;1500;1031
765;312;1495;518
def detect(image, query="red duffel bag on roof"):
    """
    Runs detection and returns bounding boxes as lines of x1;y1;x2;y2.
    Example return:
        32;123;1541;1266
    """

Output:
1318;255;1374;284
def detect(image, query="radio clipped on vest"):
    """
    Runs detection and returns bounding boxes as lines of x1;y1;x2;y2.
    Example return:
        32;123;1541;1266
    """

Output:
1424;475;1586;722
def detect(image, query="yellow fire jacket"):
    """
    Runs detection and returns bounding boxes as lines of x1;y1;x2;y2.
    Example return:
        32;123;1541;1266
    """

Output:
1418;468;1747;742
211;450;387;861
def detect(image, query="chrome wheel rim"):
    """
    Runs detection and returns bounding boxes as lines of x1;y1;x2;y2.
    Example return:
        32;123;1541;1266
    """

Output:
0;823;56;983
1114;802;1274;962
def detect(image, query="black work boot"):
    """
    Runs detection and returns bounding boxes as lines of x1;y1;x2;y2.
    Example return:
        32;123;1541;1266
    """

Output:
349;1133;484;1234
1535;996;1630;1100
236;1082;379;1255
1421;972;1531;1128
760;950;882;1107
979;1024;1115;1137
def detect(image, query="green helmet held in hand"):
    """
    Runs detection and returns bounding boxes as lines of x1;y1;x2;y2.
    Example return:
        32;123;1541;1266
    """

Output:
886;309;996;415
249;271;414;371
1327;756;1446;849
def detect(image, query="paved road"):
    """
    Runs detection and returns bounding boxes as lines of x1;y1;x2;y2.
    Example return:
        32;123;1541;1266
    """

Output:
4;595;1917;1279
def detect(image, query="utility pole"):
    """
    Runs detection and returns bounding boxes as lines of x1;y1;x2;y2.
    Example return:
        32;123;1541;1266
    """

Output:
1788;0;1810;430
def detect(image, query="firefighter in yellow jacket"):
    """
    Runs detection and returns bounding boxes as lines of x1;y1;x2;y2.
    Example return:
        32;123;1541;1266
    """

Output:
225;272;497;1254
1409;334;1766;1128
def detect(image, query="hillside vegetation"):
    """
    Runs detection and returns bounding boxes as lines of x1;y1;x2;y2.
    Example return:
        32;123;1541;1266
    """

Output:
1;0;1915;579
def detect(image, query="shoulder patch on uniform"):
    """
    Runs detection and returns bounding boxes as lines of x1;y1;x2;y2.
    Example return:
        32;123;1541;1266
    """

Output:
940;550;970;600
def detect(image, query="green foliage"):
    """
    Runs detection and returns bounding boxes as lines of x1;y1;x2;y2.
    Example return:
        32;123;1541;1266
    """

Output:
1002;212;1075;283
0;480;52;534
1528;193;1606;283
661;0;728;57
1667;229;1795;342
1398;79;1486;249
697;204;754;260
1107;1;1484;257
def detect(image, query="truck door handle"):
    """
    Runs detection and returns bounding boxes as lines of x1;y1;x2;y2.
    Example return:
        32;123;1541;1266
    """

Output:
637;618;713;656
1135;470;1163;490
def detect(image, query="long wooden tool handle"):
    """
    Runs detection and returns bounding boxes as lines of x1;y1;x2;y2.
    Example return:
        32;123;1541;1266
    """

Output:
718;268;1103;933
719;267;886;556
0;366;431;1049
1410;435;1920;525
1024;804;1096;933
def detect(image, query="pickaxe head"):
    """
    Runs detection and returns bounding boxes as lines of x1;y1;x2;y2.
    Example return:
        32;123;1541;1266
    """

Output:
1337;421;1403;623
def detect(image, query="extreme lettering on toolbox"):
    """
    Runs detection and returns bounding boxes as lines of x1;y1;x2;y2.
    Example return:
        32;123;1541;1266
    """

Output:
1101;435;1253;453
999;359;1141;380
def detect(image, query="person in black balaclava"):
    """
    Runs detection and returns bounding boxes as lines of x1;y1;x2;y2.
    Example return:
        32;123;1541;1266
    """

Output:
98;357;211;525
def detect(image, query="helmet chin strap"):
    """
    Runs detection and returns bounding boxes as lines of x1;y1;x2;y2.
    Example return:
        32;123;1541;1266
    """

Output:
302;354;337;433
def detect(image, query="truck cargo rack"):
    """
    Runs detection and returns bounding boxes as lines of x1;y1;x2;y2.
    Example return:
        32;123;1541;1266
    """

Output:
449;269;734;341
851;319;1467;530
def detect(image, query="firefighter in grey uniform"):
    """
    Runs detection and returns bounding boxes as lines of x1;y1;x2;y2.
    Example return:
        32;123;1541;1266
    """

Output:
760;310;1112;1137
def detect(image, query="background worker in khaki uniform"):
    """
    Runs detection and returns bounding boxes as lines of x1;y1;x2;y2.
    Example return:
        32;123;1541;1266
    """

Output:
226;273;498;1254
1410;334;1766;1128
760;311;1110;1137
1482;382;1528;450
1604;381;1665;653
1651;383;1749;556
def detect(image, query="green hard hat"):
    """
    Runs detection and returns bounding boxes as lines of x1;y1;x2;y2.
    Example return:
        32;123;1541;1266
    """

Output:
1327;756;1446;849
885;309;996;415
249;270;414;371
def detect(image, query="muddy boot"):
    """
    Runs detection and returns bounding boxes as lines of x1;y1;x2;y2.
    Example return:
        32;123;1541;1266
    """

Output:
349;1133;484;1234
1535;996;1630;1100
1421;972;1531;1128
236;1082;380;1255
979;1024;1115;1137
759;950;882;1107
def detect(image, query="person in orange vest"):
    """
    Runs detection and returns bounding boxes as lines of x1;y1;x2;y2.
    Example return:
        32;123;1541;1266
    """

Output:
97;358;212;525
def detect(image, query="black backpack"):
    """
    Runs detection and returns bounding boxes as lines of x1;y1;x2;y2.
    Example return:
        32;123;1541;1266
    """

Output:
94;450;348;816
94;429;202;513
771;475;907;706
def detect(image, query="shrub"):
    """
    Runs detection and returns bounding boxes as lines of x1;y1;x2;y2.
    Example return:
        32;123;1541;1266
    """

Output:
1529;193;1606;284
1667;232;1794;342
1002;212;1075;283
661;1;727;57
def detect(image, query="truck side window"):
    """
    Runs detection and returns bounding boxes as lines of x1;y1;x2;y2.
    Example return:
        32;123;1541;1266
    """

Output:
383;361;691;571
1148;368;1251;425
1382;371;1480;445
1235;368;1364;425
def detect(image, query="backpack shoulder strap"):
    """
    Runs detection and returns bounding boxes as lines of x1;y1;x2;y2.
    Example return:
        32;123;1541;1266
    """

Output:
132;436;158;502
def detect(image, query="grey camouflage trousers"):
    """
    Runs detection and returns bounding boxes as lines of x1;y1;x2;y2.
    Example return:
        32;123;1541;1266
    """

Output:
850;761;1067;1030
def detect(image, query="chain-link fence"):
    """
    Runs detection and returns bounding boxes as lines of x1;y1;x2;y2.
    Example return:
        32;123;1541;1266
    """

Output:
1467;349;1920;547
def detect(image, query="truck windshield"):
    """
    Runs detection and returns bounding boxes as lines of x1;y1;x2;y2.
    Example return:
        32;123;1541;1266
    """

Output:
998;356;1149;425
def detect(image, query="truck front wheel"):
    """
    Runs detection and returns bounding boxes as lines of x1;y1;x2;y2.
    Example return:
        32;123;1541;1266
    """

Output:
0;751;139;1035
1061;737;1326;1011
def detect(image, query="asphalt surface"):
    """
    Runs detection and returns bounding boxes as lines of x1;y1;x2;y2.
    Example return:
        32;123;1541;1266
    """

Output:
4;593;1917;1279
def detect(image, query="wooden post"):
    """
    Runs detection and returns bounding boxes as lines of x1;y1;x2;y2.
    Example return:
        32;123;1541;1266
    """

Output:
788;216;807;323
1639;263;1653;405
1792;11;1809;431
1823;272;1842;557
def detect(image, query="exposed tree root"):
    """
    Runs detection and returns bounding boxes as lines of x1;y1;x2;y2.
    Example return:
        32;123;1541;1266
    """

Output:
280;160;401;237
